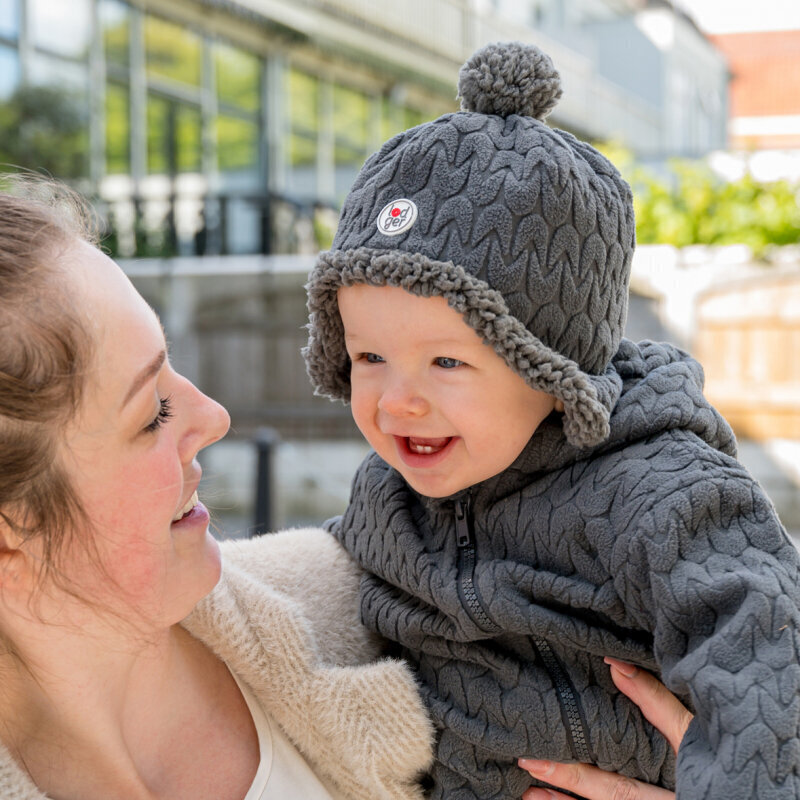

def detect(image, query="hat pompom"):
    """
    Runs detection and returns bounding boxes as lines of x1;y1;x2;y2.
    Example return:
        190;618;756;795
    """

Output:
458;41;562;120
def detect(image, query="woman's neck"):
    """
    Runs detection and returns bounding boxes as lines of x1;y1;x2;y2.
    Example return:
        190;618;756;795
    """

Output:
0;623;258;800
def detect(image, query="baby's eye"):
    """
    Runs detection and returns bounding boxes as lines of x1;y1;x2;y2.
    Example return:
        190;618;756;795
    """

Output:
435;357;464;369
364;352;385;364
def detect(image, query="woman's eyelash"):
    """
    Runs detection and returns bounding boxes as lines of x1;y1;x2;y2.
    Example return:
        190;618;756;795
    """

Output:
144;395;173;433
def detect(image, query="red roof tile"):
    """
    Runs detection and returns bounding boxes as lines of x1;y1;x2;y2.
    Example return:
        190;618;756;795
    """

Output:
711;30;800;118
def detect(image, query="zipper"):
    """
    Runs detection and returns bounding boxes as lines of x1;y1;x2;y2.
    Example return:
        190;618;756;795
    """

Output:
453;496;593;763
454;496;500;633
531;637;594;763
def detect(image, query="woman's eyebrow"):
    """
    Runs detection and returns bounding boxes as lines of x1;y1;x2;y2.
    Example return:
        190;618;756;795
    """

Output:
121;350;167;410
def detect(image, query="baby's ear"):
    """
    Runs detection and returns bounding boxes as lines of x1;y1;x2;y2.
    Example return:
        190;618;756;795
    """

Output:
554;398;564;413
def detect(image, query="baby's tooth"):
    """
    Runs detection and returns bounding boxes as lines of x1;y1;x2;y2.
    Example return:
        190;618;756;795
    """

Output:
410;442;435;454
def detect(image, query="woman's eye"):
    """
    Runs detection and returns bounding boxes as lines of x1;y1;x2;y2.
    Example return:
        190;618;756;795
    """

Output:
143;395;173;433
364;352;385;364
435;357;464;369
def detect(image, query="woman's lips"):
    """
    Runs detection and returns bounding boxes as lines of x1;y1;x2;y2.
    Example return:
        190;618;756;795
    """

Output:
171;501;209;528
394;435;457;468
172;490;199;522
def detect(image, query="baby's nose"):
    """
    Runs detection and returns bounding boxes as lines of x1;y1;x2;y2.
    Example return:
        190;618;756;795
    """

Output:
377;379;429;417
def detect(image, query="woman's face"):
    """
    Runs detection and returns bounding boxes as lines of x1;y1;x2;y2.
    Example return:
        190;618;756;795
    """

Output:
50;240;230;626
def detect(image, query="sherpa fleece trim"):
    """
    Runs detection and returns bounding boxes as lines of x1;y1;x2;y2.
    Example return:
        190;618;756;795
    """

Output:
304;246;623;449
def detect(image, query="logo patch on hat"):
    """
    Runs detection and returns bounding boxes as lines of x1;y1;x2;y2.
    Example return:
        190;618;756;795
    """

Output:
377;199;418;236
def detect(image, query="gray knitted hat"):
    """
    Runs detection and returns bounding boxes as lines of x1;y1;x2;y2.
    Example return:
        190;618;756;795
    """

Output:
304;41;635;448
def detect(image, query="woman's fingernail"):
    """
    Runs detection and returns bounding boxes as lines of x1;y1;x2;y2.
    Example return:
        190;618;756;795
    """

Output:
518;758;555;776
604;656;637;678
523;790;557;800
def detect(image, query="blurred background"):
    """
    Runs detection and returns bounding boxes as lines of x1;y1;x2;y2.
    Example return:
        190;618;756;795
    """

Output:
1;0;798;541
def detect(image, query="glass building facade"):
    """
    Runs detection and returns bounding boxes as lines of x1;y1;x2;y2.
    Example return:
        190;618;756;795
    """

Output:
0;0;444;256
0;0;728;257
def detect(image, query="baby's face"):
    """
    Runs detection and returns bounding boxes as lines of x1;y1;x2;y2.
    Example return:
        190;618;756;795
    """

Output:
338;285;557;498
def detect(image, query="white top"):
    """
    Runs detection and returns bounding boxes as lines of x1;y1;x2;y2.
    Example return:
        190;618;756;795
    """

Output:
233;672;340;800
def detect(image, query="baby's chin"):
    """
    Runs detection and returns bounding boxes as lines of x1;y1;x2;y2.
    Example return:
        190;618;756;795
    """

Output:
394;466;473;500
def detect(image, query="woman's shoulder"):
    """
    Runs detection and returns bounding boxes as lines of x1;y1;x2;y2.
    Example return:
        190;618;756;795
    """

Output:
218;528;366;625
218;527;359;590
192;528;374;668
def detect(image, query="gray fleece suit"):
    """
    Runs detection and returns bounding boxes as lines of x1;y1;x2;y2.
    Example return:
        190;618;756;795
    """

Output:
304;42;800;799
328;339;800;799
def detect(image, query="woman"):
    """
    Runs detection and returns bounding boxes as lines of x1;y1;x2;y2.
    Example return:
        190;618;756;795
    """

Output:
0;179;689;799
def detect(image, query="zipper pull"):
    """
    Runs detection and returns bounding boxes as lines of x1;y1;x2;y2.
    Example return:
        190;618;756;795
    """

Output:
454;496;471;547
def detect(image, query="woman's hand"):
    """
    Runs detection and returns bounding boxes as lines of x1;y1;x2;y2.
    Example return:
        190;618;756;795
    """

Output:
518;657;693;799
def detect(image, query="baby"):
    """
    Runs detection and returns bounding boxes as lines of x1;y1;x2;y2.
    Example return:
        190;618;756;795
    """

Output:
304;42;800;800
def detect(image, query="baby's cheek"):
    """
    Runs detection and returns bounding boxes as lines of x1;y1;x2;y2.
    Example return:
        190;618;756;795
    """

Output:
350;393;381;443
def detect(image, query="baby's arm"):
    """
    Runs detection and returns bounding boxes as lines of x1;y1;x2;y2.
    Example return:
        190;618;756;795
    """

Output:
624;477;800;799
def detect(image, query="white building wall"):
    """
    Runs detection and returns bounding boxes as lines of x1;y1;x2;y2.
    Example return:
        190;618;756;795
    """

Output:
235;0;727;160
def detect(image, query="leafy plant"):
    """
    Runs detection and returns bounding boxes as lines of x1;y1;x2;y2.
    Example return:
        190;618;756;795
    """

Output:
597;143;800;257
0;85;89;179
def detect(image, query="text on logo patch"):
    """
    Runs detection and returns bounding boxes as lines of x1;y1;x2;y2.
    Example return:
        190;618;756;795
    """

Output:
377;199;418;236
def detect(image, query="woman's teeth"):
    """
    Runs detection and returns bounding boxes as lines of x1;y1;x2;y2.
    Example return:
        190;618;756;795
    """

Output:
173;491;198;522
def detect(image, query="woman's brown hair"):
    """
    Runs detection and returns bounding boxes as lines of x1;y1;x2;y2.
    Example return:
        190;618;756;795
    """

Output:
0;175;99;570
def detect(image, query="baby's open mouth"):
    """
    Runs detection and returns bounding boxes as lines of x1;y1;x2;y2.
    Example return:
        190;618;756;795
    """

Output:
407;436;452;455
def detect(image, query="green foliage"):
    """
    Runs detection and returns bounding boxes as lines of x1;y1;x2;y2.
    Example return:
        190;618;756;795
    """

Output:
312;208;336;250
105;82;130;174
214;42;260;112
597;143;800;257
0;85;88;178
144;15;201;87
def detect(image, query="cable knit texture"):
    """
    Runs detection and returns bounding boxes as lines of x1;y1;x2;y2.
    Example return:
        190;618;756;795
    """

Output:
330;340;800;800
304;41;635;449
0;529;435;800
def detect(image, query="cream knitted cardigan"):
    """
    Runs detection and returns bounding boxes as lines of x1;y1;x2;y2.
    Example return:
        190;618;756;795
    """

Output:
0;528;435;800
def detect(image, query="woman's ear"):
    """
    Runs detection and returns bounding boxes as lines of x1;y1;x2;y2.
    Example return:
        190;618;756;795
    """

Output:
0;518;27;588
0;515;16;551
554;398;564;413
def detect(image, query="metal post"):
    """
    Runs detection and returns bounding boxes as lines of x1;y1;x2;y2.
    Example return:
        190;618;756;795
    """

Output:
252;427;279;537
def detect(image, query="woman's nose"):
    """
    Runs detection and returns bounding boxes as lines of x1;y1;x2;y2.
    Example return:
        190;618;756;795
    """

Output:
199;393;231;448
182;382;231;459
